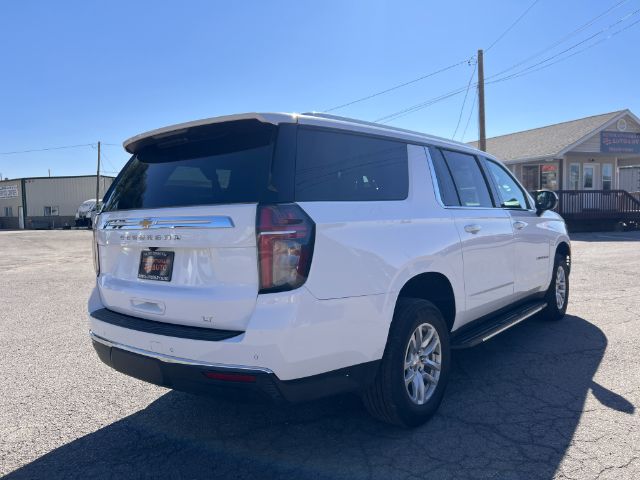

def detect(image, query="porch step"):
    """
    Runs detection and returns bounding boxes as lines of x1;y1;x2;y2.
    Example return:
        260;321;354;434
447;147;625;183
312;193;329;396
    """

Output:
451;300;547;349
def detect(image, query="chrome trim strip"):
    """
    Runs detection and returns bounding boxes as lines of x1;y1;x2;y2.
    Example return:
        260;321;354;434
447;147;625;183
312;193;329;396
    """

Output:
103;216;235;230
258;230;297;236
481;304;546;342
89;330;274;374
424;146;448;209
469;281;514;297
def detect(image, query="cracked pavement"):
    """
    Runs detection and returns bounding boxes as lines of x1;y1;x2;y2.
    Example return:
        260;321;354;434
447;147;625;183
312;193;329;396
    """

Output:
0;230;638;479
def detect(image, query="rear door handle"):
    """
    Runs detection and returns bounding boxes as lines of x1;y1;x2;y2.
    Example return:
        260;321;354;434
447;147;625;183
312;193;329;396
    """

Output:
464;224;482;234
513;221;528;230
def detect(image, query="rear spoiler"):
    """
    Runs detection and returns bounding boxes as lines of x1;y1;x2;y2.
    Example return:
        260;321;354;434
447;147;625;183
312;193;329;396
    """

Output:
123;113;297;153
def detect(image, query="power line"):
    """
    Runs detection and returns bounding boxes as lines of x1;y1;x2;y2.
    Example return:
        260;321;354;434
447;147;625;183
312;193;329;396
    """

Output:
452;61;477;139
487;6;640;84
486;0;630;80
96;145;119;173
375;85;473;123
460;89;478;142
376;4;640;125
485;0;541;52
322;59;469;113
374;0;540;128
324;0;540;116
0;143;96;155
489;15;640;85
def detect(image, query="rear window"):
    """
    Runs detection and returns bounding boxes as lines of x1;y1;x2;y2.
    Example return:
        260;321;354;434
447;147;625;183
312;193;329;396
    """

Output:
103;122;410;211
103;120;291;211
295;128;409;201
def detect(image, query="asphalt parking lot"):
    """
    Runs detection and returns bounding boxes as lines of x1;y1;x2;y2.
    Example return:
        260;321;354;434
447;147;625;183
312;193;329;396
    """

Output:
1;230;639;480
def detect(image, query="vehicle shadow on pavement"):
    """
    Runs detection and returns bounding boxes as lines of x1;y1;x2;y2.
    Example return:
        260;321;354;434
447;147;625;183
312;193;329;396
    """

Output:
6;315;631;480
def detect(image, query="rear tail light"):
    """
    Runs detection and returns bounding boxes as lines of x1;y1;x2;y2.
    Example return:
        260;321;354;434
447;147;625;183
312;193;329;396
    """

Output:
256;203;315;293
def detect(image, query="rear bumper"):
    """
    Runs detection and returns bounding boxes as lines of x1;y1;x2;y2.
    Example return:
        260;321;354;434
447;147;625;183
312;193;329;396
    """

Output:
88;285;391;381
91;331;378;403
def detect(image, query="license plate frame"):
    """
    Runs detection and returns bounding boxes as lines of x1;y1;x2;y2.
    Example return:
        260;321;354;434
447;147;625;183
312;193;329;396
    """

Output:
138;250;175;282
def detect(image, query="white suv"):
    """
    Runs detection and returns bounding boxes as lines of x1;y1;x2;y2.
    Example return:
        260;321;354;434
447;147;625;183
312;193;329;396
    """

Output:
88;112;570;427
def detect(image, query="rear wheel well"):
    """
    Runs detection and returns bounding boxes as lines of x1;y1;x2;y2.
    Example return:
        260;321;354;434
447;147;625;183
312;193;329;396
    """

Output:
556;242;571;271
397;273;456;331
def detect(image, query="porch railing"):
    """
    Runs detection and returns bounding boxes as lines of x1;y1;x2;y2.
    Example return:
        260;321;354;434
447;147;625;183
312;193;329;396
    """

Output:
555;190;640;220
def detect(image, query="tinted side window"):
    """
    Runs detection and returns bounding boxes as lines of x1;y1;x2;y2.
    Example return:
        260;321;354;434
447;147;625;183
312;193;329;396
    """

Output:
428;147;460;206
295;128;409;201
441;150;493;207
484;159;529;209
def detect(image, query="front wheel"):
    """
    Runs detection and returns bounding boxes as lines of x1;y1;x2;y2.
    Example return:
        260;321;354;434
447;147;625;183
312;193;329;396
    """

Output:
362;298;450;427
541;255;569;321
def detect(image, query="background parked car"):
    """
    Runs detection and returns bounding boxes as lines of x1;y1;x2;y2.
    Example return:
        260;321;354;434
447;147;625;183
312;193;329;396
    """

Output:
75;198;100;227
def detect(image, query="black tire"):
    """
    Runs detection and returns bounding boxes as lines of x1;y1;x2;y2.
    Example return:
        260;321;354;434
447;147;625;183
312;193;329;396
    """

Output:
362;298;451;427
540;254;569;321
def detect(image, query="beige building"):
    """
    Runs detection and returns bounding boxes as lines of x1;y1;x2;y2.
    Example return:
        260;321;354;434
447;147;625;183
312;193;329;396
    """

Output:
471;109;640;193
0;175;114;229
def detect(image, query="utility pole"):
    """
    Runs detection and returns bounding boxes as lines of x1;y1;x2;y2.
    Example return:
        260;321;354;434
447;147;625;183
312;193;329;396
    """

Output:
477;49;486;152
95;141;101;202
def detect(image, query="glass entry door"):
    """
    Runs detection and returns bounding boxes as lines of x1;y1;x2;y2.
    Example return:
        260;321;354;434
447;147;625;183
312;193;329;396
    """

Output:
583;164;599;190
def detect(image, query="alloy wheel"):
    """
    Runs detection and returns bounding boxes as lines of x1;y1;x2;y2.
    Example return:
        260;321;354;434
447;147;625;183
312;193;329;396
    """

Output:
404;323;442;405
555;266;567;310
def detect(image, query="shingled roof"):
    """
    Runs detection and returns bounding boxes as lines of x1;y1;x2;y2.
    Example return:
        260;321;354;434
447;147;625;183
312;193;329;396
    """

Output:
469;110;633;162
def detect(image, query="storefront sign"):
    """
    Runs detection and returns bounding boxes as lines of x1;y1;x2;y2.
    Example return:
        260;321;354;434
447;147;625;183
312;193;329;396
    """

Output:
0;185;18;199
601;131;640;153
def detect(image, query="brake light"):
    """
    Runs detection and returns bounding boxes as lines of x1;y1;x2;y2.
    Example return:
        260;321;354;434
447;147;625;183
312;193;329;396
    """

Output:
256;203;315;293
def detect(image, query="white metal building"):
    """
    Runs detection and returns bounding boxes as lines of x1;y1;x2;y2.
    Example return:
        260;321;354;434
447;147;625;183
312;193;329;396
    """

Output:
0;175;114;229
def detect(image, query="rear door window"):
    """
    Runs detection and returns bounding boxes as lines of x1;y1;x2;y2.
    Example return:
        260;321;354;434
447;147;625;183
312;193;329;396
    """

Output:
428;147;460;206
295;128;409;201
440;149;493;208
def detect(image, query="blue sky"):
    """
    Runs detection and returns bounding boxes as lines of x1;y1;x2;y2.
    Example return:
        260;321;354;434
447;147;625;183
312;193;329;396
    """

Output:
1;0;638;179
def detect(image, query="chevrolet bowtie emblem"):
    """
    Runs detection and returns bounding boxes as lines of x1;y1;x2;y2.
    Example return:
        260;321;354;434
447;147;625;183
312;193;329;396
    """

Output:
139;218;154;229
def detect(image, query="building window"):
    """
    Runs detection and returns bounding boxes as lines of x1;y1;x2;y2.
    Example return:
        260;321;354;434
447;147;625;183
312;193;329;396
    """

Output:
3;206;12;217
602;164;613;191
522;165;540;191
43;206;59;216
569;163;580;190
541;164;559;190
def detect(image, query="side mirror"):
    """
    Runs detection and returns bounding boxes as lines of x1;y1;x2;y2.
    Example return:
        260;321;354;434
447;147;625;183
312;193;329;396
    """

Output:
533;190;558;215
93;201;104;214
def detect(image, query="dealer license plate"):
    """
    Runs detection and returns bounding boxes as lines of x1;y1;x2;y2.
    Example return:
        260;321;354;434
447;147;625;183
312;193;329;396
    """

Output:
138;250;174;282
